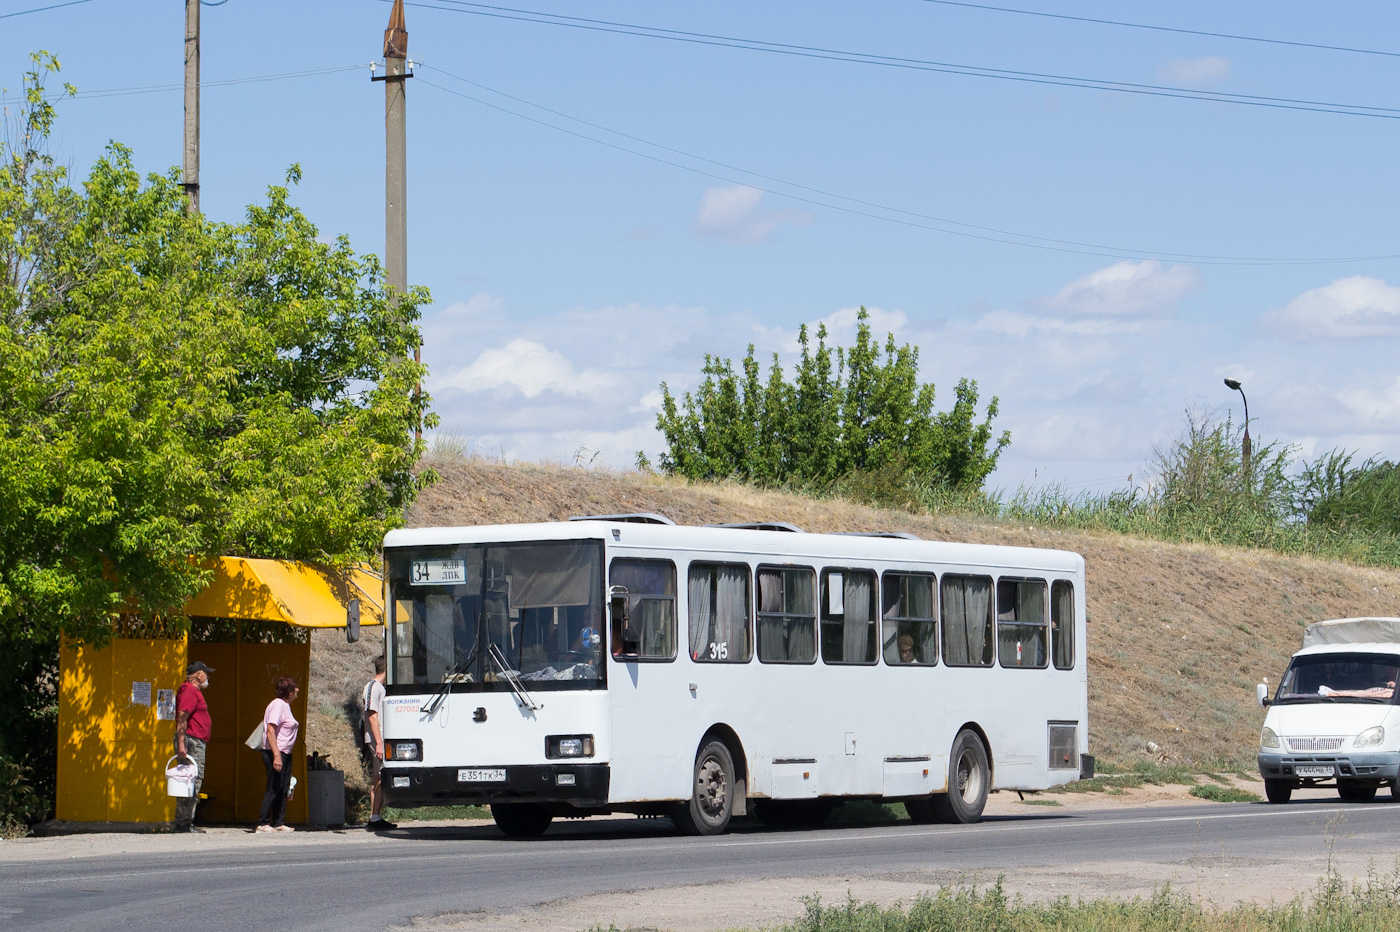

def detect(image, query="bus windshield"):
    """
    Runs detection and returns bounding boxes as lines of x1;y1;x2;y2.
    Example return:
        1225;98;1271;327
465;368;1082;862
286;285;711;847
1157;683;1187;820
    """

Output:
386;540;605;691
1275;652;1400;704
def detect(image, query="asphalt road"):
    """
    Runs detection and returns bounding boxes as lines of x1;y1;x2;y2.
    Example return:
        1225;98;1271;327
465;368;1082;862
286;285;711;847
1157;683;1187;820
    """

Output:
5;797;1397;932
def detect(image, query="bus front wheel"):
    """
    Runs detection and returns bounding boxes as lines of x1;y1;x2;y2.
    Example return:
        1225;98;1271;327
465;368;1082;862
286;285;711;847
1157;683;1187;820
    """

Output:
674;740;735;836
931;730;989;824
492;802;553;837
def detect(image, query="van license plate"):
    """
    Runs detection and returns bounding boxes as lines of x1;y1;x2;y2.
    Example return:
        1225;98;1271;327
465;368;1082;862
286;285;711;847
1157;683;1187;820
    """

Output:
1296;765;1334;777
459;768;506;782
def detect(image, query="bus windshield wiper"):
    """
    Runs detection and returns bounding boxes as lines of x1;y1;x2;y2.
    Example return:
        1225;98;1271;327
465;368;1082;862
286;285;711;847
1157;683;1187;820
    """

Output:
421;643;478;715
488;642;543;711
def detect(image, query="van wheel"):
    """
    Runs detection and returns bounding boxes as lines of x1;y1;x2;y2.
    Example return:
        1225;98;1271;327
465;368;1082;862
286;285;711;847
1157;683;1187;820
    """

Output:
1338;781;1377;803
930;730;989;824
491;803;553;837
1263;779;1293;804
673;740;735;835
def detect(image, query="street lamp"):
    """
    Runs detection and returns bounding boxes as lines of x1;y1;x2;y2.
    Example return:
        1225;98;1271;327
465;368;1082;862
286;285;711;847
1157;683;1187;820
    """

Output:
1223;378;1251;476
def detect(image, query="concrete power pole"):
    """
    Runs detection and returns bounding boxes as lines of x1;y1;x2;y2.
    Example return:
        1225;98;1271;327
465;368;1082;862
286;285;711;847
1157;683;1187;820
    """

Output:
377;0;419;440
381;0;410;298
183;0;200;214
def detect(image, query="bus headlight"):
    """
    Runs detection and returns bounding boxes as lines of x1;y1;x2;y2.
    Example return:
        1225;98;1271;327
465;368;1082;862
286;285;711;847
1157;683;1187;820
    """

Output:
1260;726;1280;749
546;735;595;758
1356;726;1385;748
385;739;422;761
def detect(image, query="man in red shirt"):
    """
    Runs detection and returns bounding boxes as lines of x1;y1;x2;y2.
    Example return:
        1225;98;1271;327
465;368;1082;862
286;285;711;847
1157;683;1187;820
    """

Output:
173;661;214;833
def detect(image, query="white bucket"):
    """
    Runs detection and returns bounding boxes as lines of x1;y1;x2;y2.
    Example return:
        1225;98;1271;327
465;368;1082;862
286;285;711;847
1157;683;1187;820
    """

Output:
165;755;199;798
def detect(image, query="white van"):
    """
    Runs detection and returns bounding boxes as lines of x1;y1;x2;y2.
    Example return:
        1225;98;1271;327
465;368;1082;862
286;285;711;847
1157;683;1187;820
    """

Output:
1257;617;1400;803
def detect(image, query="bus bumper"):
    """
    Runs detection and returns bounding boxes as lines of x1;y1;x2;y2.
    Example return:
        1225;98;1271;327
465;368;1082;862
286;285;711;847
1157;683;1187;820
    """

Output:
1258;751;1400;783
383;763;611;808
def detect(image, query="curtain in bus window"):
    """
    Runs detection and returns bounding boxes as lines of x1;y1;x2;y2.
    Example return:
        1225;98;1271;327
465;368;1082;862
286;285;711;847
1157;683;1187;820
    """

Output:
1052;580;1074;669
842;573;874;663
997;579;1047;668
687;568;713;660
907;577;937;662
423;593;457;682
611;560;676;659
758;571;784;660
506;544;597;609
942;575;992;666
716;565;749;660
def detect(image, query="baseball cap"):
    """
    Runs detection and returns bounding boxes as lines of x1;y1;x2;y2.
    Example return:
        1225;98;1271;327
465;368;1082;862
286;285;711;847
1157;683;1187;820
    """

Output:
186;661;215;675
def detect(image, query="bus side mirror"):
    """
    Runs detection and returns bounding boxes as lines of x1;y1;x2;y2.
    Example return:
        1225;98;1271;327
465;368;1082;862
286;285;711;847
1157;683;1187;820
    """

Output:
346;599;361;643
609;586;636;654
1256;682;1269;707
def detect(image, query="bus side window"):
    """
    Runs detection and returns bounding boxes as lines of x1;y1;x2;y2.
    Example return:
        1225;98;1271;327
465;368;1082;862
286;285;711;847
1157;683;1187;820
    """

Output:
1051;580;1074;670
996;578;1048;669
609;558;678;661
757;566;817;663
942;574;993;667
688;562;752;663
820;569;877;664
881;573;937;665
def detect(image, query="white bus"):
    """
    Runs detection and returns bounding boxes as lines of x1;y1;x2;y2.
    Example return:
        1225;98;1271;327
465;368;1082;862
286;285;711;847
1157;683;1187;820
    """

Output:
379;514;1090;836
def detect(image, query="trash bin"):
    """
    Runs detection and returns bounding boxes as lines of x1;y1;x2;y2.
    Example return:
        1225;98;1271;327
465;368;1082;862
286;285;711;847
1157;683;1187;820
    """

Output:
307;769;345;826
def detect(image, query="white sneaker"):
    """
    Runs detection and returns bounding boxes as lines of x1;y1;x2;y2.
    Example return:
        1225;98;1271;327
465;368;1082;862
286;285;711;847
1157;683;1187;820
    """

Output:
255;824;276;833
273;825;295;833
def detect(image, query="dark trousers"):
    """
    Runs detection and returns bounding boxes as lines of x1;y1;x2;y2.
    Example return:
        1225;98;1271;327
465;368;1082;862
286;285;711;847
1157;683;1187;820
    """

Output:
259;748;294;827
173;736;206;829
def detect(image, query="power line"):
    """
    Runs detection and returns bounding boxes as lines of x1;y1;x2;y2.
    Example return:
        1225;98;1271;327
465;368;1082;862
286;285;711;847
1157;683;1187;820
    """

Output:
398;0;1400;120
0;0;97;20
0;65;366;104
418;64;1400;266
915;1;1400;61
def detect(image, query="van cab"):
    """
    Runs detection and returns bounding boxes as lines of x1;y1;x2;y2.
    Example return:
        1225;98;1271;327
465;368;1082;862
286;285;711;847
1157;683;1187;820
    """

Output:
1257;617;1400;803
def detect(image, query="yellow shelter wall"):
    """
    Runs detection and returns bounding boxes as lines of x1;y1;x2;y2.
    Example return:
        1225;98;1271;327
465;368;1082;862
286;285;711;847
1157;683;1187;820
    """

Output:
59;635;310;825
58;637;187;823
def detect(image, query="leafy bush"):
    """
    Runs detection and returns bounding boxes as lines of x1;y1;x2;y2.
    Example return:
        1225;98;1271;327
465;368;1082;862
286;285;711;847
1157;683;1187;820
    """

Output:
0;756;48;834
653;308;1008;493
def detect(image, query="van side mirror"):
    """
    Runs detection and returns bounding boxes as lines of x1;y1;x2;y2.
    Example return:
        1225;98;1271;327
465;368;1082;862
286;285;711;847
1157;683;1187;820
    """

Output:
1256;682;1269;707
346;599;361;644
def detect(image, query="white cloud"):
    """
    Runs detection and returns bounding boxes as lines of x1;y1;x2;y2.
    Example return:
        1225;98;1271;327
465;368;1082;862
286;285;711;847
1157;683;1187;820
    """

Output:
1030;260;1202;320
438;338;623;399
1258;276;1400;340
692;185;814;244
817;305;908;341
1158;56;1232;88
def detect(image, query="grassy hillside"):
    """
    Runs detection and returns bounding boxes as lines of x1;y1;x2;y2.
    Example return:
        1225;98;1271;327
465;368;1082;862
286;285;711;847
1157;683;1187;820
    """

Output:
308;456;1400;784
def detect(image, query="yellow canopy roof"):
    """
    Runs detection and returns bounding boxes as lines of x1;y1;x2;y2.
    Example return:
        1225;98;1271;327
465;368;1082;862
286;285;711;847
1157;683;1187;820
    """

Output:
183;557;384;628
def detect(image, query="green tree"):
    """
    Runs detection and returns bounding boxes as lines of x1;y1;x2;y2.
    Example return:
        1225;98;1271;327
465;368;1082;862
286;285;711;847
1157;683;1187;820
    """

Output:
1;56;432;818
653;307;1009;493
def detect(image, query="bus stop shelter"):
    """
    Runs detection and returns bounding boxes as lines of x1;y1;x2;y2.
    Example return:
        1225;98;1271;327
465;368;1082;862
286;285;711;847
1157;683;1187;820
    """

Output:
57;558;382;827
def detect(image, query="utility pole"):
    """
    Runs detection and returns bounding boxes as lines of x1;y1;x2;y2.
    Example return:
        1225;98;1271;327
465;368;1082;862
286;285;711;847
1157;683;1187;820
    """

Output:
183;0;200;214
381;0;410;298
375;0;419;440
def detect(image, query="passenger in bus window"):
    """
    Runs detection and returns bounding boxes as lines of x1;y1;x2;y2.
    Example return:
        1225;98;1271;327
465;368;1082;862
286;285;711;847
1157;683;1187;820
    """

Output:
898;634;916;664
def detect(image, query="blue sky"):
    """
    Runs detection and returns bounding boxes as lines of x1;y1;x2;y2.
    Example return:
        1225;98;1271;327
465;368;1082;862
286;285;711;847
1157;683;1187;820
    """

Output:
8;1;1400;494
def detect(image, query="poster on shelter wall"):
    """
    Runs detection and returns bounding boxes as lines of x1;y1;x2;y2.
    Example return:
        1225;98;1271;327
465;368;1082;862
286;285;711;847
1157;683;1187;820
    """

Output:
130;681;152;707
156;689;175;720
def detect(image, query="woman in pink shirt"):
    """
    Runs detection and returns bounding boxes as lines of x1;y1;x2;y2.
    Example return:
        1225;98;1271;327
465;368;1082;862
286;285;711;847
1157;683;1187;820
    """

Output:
256;676;300;833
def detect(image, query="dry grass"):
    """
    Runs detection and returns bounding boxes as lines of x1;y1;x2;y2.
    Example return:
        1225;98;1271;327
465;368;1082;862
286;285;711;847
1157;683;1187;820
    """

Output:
306;458;1400;772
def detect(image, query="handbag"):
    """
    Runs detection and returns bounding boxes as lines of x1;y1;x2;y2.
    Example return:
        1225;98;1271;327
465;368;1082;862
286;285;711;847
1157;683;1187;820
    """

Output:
245;721;265;750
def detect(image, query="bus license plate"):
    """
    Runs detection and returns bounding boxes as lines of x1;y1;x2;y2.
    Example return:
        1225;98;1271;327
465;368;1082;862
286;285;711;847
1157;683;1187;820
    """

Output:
459;768;506;782
1296;765;1334;777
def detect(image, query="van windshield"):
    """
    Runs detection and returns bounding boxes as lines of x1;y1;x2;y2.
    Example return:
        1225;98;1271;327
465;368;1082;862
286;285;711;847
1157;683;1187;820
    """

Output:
1276;652;1400;704
385;540;605;691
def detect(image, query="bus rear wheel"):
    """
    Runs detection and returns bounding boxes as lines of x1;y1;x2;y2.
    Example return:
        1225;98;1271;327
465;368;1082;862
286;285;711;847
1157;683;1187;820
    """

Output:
904;798;938;824
673;740;735;836
492;802;553;837
930;730;989;824
1263;779;1293;804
